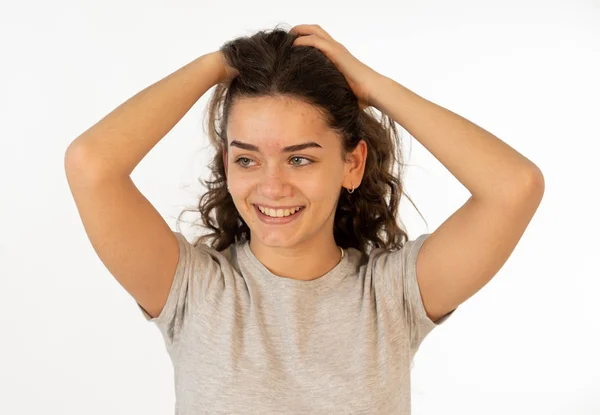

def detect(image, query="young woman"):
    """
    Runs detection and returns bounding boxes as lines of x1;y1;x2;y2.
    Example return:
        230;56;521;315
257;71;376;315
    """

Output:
65;24;544;414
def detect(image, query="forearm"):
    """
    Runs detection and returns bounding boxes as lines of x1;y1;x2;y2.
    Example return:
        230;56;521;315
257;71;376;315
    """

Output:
65;52;223;179
370;76;544;204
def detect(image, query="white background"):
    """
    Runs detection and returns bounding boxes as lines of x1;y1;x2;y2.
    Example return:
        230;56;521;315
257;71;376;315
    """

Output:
1;0;598;414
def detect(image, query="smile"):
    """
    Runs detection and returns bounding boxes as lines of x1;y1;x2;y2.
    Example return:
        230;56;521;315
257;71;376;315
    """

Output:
253;204;305;224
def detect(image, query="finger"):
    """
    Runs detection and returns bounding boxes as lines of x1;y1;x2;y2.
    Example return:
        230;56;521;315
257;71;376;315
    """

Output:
290;24;334;41
292;34;333;55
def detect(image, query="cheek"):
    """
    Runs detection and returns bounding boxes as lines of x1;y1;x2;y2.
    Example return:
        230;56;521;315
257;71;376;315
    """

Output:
304;181;341;206
228;175;251;192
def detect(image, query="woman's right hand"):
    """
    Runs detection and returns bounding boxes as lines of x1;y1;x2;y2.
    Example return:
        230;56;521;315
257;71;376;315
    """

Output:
210;51;239;84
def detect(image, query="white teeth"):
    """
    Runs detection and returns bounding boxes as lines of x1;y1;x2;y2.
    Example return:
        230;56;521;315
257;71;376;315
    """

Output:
257;205;303;218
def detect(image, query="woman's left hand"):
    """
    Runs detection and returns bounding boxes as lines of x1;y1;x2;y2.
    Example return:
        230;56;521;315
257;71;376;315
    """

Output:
290;24;383;111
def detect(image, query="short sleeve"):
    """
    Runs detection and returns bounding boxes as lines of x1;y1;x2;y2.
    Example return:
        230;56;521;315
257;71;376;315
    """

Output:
378;234;456;352
136;232;216;345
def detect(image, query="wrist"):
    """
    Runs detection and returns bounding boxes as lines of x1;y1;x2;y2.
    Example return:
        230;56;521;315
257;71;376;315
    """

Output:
198;52;227;85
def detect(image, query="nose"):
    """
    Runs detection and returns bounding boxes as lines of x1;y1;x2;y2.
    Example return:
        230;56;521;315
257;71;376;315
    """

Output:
256;169;292;199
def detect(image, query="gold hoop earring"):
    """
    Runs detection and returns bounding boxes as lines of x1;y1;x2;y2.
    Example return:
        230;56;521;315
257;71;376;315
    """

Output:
348;184;355;194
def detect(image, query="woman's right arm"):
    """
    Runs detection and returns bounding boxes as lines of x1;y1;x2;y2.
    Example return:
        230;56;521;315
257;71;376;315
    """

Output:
63;52;228;320
64;51;226;179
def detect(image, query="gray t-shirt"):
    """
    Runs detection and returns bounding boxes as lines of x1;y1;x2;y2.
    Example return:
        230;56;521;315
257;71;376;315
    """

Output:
137;232;455;414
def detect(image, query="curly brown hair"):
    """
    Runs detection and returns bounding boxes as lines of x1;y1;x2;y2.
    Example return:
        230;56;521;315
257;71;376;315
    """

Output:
176;25;427;255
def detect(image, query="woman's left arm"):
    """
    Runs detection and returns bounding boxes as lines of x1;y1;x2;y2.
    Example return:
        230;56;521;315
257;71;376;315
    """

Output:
291;24;544;201
368;75;544;203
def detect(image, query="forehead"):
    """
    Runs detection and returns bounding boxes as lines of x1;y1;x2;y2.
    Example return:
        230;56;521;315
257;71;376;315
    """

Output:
227;96;333;149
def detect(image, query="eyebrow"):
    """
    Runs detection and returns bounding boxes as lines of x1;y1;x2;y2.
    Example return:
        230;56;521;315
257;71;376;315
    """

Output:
229;140;323;153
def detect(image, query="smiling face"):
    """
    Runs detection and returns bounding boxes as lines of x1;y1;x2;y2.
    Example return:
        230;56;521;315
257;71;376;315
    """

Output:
223;95;360;250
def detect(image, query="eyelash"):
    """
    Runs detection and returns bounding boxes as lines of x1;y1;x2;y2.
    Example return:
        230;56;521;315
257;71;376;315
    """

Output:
233;156;314;168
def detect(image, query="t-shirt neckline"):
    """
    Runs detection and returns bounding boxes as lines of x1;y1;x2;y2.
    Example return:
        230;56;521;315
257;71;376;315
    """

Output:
239;240;349;290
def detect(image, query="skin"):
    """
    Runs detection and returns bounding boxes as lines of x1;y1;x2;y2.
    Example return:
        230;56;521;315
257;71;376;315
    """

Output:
222;95;367;281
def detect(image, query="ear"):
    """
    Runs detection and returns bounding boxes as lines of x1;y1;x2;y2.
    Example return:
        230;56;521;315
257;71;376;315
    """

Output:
345;139;367;188
222;143;228;178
